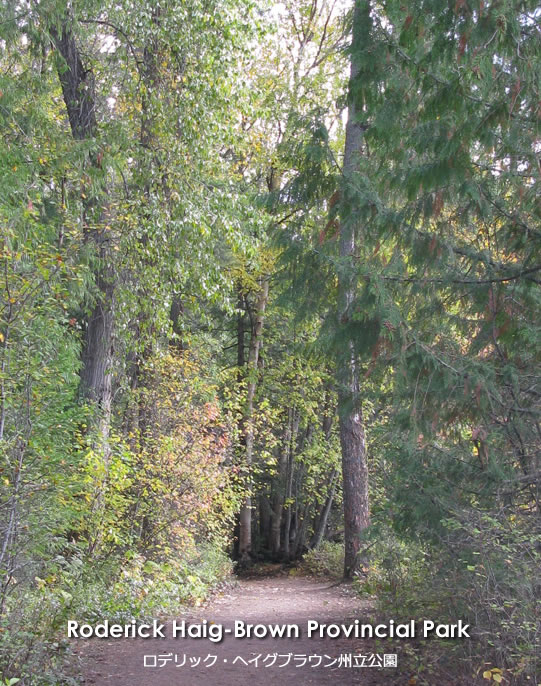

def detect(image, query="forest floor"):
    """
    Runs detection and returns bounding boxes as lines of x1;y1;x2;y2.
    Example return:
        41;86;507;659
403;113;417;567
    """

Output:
74;573;461;686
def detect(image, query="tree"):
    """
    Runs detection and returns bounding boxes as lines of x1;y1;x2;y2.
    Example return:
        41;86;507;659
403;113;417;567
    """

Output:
237;275;269;562
0;0;259;665
335;0;372;578
50;18;115;463
221;0;349;564
347;0;540;528
340;0;540;673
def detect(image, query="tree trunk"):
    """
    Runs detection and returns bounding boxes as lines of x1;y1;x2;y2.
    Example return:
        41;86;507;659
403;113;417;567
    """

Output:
269;486;283;556
258;493;272;547
237;290;246;368
80;265;114;453
238;280;269;563
294;501;310;557
310;403;337;548
169;295;185;351
310;467;338;548
282;410;300;560
52;25;114;455
336;1;371;579
270;408;293;556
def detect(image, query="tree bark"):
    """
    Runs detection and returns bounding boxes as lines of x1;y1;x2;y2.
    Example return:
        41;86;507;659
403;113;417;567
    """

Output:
237;290;246;368
238;280;269;563
169;295;185;350
310;467;338;548
51;26;97;141
336;1;371;579
310;405;337;548
270;408;293;555
258;493;272;546
52;25;114;449
282;410;300;560
293;501;310;557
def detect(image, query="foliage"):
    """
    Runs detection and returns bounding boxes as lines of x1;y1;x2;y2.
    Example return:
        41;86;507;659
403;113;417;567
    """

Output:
268;0;540;677
124;351;243;555
300;541;344;579
1;0;540;682
357;526;430;607
0;0;252;673
358;514;539;683
441;512;540;683
0;544;233;685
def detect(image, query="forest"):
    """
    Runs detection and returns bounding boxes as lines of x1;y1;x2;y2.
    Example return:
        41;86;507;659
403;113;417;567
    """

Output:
0;0;539;684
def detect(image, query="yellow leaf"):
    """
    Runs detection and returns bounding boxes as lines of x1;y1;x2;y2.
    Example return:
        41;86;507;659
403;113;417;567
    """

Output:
493;675;502;684
0;332;4;342
483;671;493;680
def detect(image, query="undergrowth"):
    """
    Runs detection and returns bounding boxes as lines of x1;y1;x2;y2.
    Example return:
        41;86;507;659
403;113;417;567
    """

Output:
300;541;344;578
357;520;540;686
0;544;233;685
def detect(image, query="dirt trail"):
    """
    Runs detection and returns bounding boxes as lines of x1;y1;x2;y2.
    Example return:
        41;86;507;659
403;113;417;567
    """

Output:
77;576;405;686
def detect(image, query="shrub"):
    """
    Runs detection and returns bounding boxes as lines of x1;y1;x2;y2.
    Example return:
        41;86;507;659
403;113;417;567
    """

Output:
356;526;431;609
440;512;540;684
359;518;540;684
0;544;234;684
301;541;344;578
